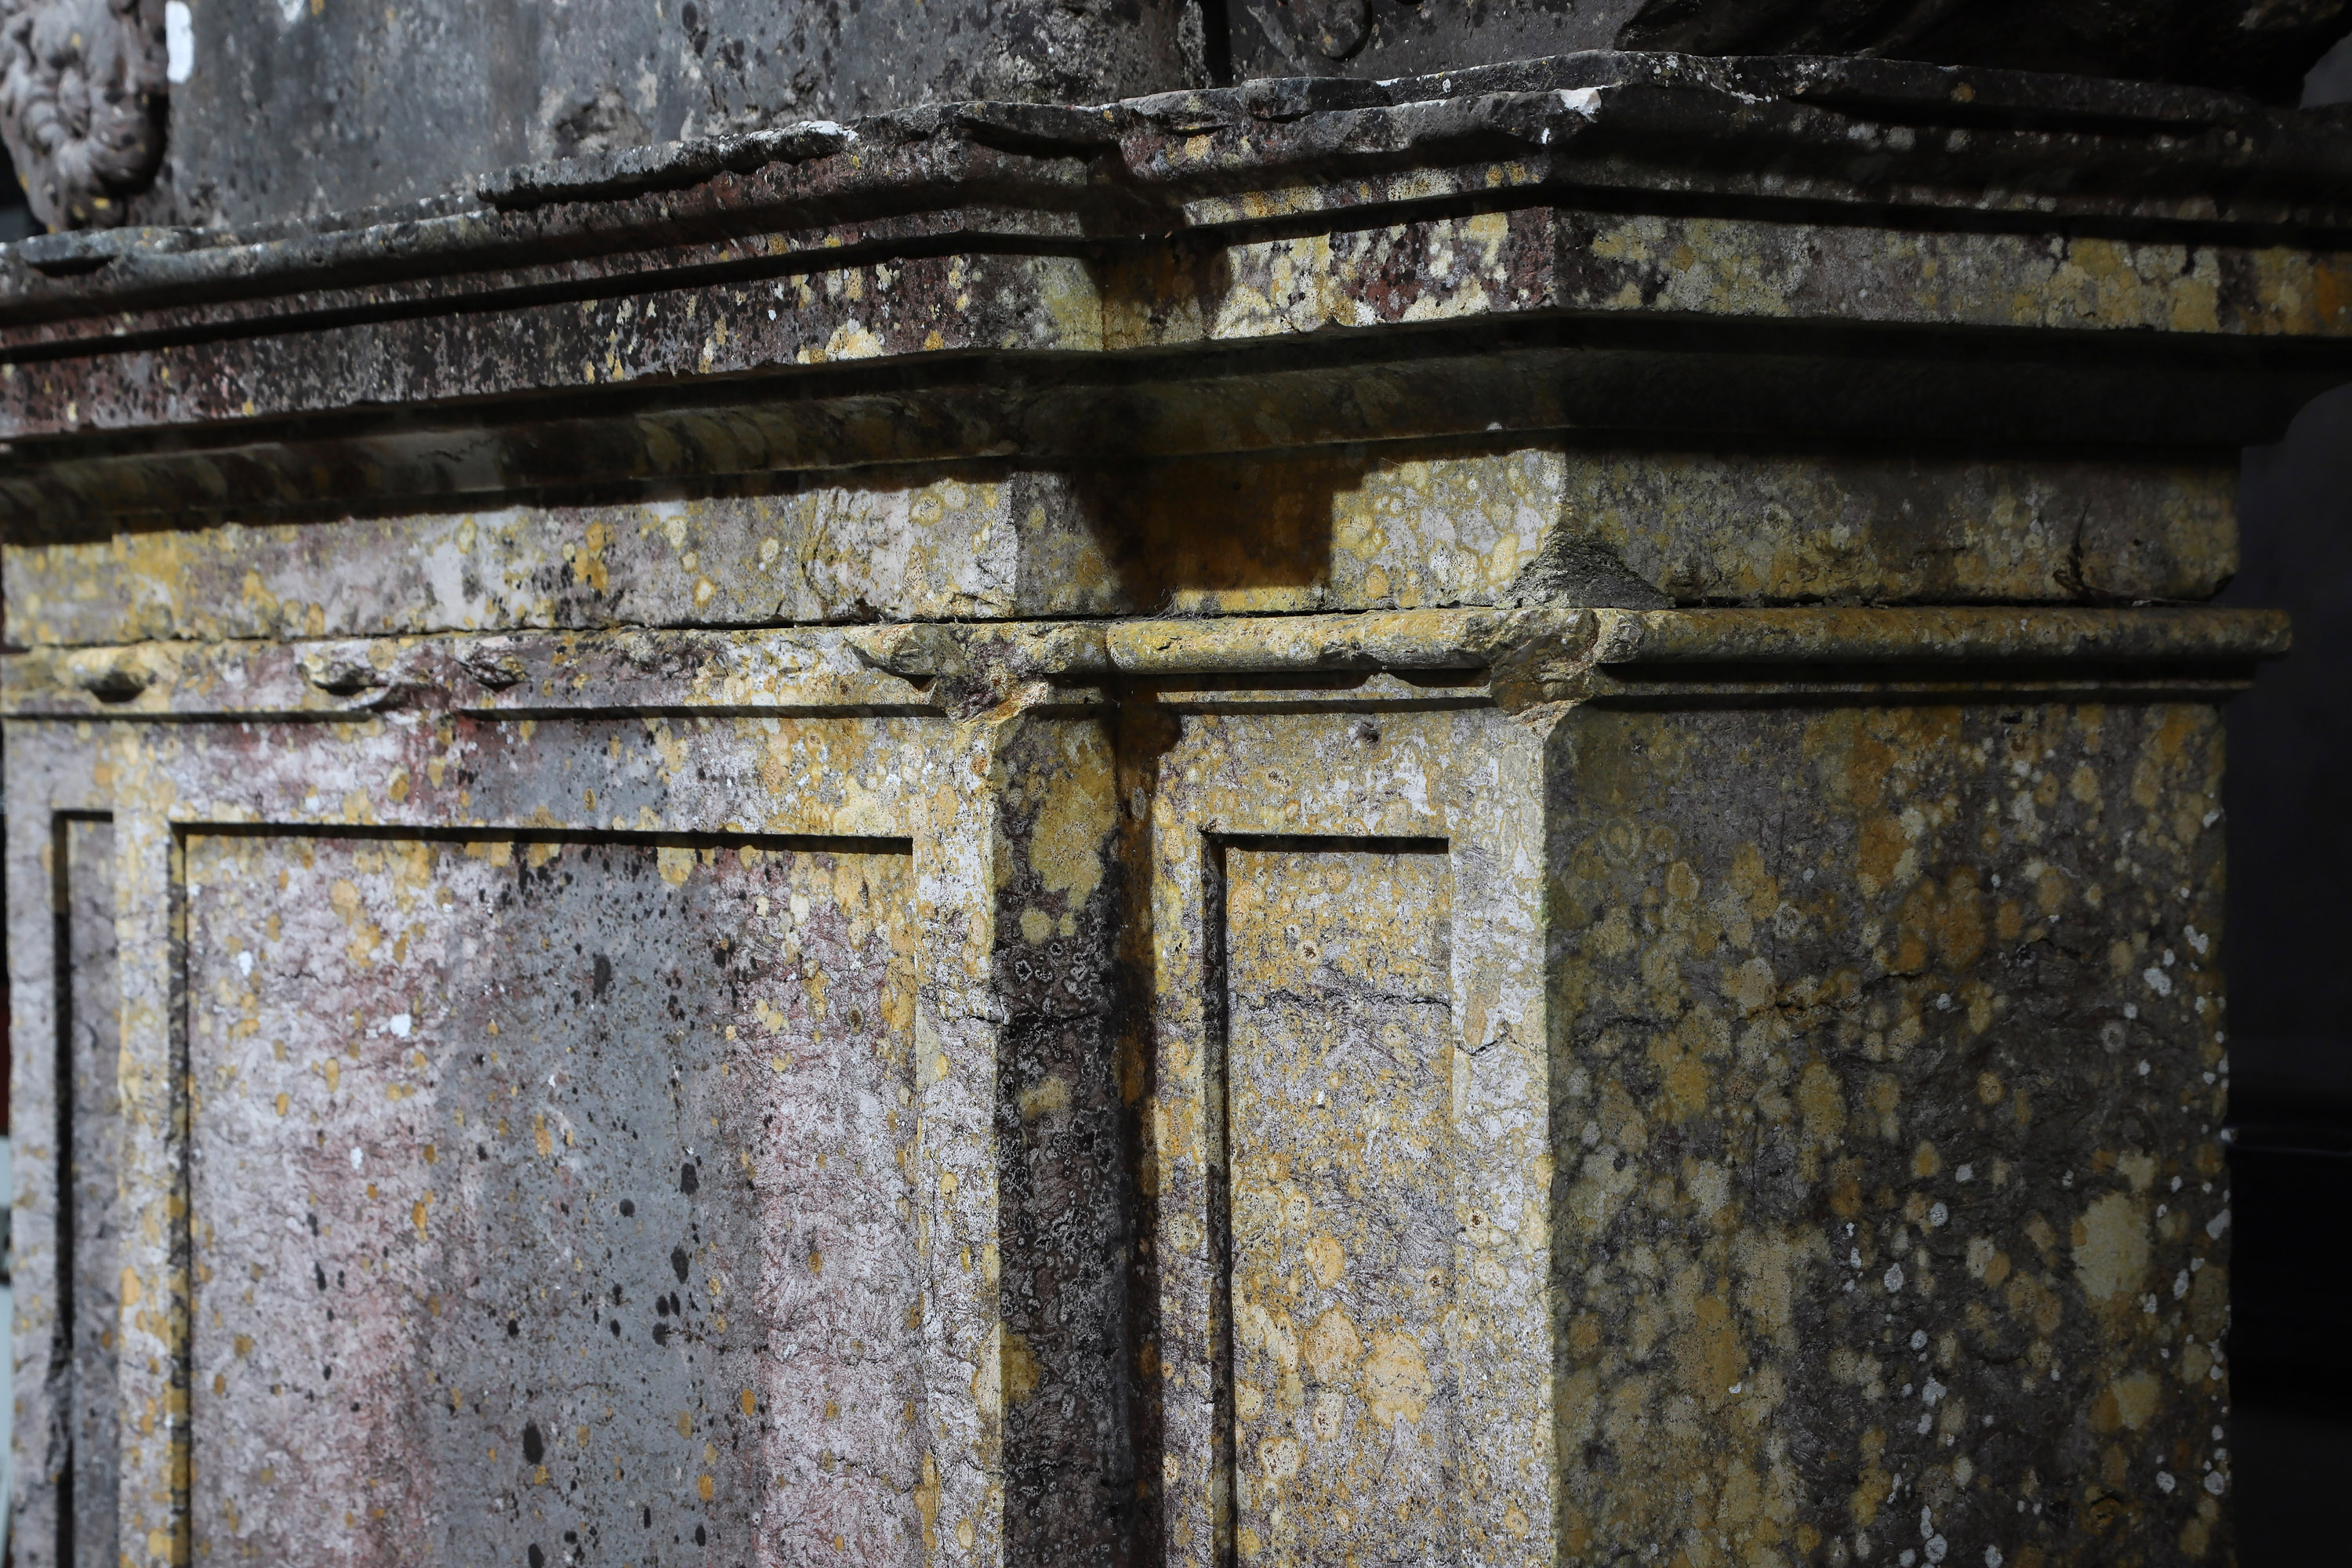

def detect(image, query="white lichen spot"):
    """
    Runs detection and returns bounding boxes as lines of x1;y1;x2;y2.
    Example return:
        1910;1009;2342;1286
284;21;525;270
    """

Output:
165;0;194;82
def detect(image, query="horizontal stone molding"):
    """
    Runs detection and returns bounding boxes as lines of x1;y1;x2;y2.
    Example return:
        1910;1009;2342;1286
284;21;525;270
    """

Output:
4;342;2321;543
1;606;2290;720
5;54;2350;325
1;54;2349;536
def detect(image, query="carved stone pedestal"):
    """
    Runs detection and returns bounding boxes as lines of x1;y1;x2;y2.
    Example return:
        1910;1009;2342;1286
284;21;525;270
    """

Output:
5;53;2346;1568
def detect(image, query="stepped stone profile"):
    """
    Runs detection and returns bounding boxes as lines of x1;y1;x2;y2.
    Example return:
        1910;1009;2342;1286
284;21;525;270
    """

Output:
2;0;2348;228
3;10;2348;1568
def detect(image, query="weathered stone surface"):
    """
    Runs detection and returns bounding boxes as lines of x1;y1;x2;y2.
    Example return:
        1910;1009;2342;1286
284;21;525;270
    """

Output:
0;450;2238;647
2;608;2286;1568
1;53;2332;1568
186;833;922;1563
1232;0;2351;100
1222;843;1457;1566
26;0;2350;234
0;56;2344;561
39;815;122;1568
1547;701;2232;1564
1615;0;2352;103
139;0;1202;228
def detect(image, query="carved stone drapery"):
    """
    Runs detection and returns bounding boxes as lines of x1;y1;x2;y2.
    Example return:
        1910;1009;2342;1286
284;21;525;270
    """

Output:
0;0;163;230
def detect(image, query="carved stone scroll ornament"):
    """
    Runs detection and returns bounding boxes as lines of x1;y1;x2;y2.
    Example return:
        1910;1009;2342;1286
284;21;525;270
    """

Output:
0;0;165;230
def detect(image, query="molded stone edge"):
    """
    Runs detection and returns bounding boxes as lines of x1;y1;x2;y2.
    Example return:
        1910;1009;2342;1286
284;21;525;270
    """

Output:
0;606;2291;720
3;51;2351;327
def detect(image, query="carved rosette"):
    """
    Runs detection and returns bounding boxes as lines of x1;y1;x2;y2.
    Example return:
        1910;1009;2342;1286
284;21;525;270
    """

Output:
0;0;165;230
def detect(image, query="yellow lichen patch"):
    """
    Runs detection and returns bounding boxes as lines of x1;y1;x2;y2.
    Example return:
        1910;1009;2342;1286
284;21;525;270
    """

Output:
1849;1430;1892;1529
325;878;384;966
1796;1061;1846;1146
2071;1191;2151;1305
1682;1285;1746;1399
1001;1328;1040;1404
1016;1074;1069;1121
1301;1307;1363;1382
915;1454;941;1551
1363;1329;1432;1425
2101;1370;2161;1432
1025;727;1117;908
1648;1032;1715;1124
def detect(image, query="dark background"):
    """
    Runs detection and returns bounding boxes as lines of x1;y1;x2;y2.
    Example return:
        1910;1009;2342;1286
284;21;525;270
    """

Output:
2220;218;2352;1568
2204;28;2352;1557
2223;401;2352;1550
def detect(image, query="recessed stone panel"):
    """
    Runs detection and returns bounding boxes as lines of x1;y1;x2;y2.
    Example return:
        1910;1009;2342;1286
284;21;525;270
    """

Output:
1221;839;1457;1568
60;816;122;1568
184;832;918;1566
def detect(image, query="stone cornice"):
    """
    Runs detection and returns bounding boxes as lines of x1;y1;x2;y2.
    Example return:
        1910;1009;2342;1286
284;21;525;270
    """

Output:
1;53;2347;540
6;54;2352;325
